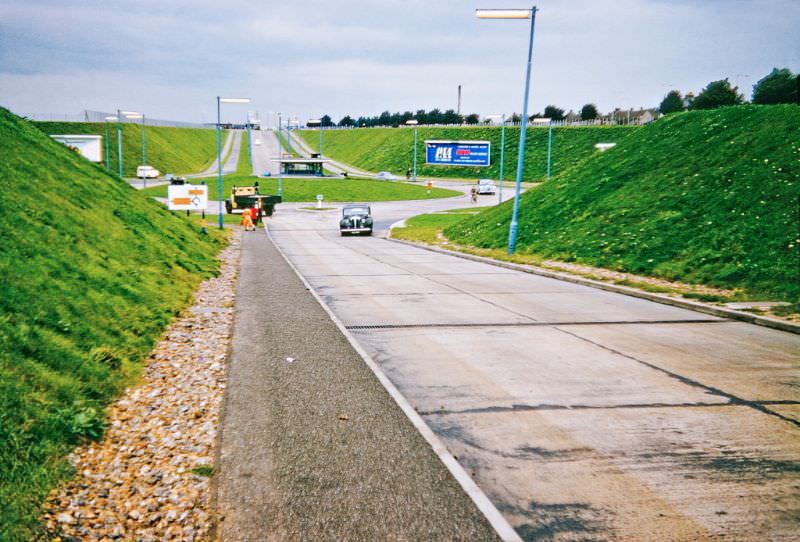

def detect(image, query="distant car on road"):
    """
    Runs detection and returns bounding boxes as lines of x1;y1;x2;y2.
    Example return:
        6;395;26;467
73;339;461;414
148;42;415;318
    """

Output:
137;165;160;179
261;171;271;177
165;173;186;185
339;205;373;236
476;179;497;195
374;171;399;181
254;138;262;146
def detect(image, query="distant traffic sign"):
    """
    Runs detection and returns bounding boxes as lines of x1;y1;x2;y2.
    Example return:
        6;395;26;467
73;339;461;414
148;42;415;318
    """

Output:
167;184;208;211
425;140;491;167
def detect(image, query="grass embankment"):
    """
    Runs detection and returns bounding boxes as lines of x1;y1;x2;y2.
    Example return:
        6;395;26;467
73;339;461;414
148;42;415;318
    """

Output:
441;106;800;304
34;121;220;177
237;130;250;175
141;174;461;202
299;125;637;181
392;209;482;244
0;108;226;540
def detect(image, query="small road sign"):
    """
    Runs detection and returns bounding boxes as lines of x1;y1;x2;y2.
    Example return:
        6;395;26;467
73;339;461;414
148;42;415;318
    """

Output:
168;184;208;211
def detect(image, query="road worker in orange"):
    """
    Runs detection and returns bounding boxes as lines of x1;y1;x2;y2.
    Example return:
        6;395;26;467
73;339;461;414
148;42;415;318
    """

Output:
241;208;255;231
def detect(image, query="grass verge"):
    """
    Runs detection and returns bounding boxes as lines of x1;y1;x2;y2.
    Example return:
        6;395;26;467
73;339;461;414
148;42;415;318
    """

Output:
141;174;461;202
0;108;227;540
389;208;800;318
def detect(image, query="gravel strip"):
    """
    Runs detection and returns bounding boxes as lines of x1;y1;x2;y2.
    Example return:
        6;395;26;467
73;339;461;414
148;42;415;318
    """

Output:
42;231;241;541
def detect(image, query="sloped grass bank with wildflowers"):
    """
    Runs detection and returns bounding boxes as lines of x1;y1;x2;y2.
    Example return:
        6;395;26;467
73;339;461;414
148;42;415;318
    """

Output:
0;108;226;540
445;106;800;303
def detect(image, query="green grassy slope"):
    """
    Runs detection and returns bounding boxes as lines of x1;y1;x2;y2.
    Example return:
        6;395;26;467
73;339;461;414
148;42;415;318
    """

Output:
141;173;460;202
34;121;220;177
300;125;637;181
445;106;800;301
0;108;226;540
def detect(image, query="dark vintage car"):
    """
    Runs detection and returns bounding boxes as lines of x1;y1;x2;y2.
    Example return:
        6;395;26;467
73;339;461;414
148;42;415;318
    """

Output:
339;205;373;236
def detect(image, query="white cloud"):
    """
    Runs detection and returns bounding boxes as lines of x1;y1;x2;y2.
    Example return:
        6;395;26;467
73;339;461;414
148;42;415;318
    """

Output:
1;0;798;122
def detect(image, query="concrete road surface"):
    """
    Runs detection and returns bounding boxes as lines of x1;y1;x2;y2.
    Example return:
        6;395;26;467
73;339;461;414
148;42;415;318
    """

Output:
266;207;800;541
185;129;240;179
250;128;282;177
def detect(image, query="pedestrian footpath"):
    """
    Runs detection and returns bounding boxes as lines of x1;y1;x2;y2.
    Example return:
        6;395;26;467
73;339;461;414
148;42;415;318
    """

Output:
214;228;500;541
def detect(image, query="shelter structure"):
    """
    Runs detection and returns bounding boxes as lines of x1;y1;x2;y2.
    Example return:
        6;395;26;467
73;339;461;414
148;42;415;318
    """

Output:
271;156;330;176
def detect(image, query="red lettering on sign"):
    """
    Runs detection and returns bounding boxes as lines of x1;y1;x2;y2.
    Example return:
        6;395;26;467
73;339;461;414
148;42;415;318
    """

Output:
456;149;471;156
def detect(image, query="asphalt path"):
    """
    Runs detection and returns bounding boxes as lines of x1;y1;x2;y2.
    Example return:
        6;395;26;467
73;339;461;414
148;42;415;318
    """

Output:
266;205;800;541
215;225;501;541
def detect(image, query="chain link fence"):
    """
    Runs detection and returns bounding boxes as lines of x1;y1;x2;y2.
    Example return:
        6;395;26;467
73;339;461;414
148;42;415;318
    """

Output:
23;110;213;129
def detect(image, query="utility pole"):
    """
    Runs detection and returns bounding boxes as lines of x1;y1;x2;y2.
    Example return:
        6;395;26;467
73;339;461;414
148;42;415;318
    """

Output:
457;85;462;116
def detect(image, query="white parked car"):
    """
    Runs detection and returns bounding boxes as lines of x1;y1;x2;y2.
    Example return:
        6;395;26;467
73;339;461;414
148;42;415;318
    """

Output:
254;138;262;146
137;165;160;179
374;171;399;181
476;179;496;195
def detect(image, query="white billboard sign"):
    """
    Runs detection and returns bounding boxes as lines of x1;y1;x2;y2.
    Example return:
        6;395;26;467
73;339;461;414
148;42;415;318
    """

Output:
167;184;208;211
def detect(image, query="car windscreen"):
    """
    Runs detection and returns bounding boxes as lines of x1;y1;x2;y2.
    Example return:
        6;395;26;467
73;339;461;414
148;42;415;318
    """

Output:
343;207;369;216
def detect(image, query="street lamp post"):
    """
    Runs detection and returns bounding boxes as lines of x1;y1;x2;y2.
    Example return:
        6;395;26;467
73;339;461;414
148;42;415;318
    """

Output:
125;112;146;187
286;119;293;156
477;6;538;255
276;114;283;197
116;109;123;177
406;119;418;182
104;116;116;171
116;110;141;178
216;97;251;229
486;114;506;204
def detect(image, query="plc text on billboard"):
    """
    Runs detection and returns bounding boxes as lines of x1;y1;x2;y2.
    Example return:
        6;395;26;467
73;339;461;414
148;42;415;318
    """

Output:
425;140;491;167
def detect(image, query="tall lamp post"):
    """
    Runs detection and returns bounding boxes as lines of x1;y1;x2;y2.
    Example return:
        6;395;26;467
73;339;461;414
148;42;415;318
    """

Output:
216;97;251;229
125;112;146;187
477;6;538;255
104;116;117;171
116;110;141;178
406;119;418;182
486;114;507;204
276;113;283;197
532;117;552;180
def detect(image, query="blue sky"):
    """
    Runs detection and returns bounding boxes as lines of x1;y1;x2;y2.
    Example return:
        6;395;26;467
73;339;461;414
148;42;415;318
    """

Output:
1;0;798;124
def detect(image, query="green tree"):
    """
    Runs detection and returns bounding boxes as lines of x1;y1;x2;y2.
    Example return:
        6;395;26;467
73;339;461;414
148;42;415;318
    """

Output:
338;115;355;127
464;113;480;124
752;68;799;104
659;90;684;114
690;79;744;110
543;105;566;120
510;113;522;123
580;103;598;120
320;114;334;127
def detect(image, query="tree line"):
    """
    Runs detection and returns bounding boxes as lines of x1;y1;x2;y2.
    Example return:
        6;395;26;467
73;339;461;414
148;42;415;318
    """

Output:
312;67;798;129
659;67;798;114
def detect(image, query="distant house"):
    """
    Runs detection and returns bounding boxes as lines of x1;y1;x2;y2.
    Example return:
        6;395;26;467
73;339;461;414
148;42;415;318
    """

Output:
600;108;660;125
